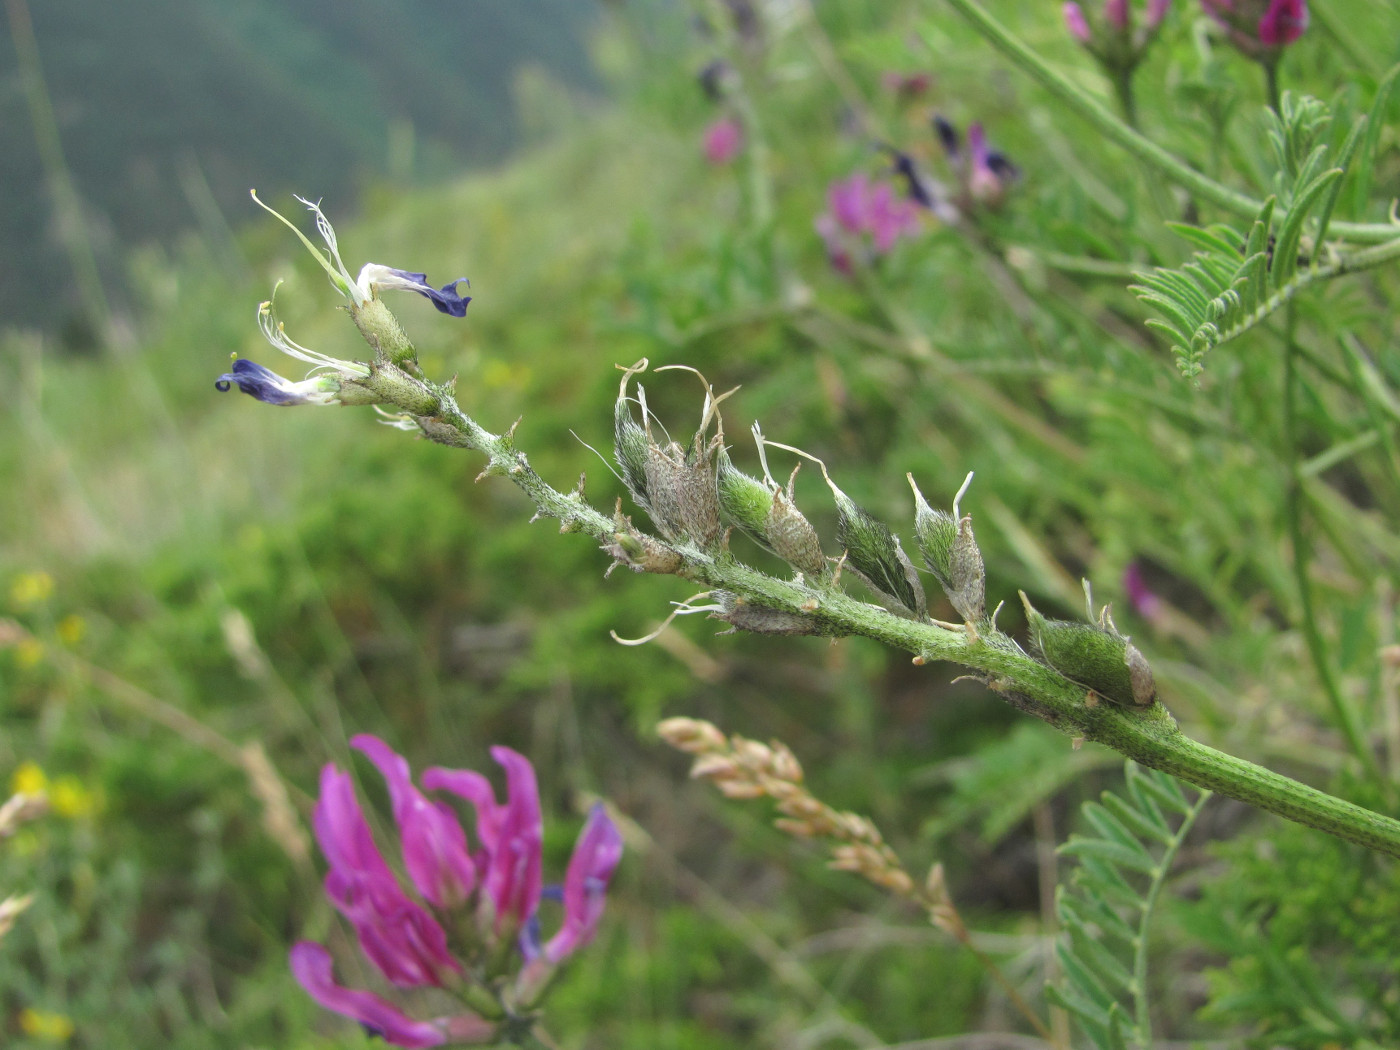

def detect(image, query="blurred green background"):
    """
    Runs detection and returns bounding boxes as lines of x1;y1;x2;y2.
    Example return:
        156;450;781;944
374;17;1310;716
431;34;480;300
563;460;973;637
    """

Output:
4;0;1400;1046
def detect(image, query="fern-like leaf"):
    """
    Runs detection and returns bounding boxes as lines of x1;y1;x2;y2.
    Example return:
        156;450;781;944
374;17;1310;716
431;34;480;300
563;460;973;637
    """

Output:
1130;92;1373;379
1049;762;1210;1050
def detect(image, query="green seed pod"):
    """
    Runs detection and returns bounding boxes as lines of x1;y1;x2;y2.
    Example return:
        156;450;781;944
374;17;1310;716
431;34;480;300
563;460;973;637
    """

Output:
830;481;926;617
1020;591;1157;707
716;450;774;538
910;475;985;622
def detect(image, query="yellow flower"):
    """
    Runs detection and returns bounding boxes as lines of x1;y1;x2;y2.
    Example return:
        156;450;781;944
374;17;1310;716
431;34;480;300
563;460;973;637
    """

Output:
9;571;54;608
50;776;97;819
11;762;47;797
15;638;45;669
19;1008;74;1041
56;615;85;646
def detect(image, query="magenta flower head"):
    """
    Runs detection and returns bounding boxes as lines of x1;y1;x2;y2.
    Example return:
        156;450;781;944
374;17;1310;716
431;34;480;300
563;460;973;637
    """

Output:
1063;0;1171;72
292;736;624;1046
1202;0;1308;57
814;173;922;274
702;116;744;166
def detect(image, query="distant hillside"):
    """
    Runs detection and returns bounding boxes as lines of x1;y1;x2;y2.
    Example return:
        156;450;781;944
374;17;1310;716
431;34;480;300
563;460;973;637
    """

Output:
0;0;601;338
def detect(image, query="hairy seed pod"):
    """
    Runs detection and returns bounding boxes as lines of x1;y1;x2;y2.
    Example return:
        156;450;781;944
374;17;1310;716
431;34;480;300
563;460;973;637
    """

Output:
765;488;826;577
716;451;774;537
910;476;985;621
1020;591;1157;707
830;482;926;617
708;591;829;636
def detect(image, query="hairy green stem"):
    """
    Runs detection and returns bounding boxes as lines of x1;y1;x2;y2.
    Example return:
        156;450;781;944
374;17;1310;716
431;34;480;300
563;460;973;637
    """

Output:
351;330;1400;858
928;0;1400;244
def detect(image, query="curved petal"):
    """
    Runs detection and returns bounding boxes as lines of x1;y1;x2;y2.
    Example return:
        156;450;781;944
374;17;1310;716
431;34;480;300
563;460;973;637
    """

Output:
352;735;477;909
313;764;459;986
484;746;544;931
422;767;501;850
290;942;450;1048
544;804;624;963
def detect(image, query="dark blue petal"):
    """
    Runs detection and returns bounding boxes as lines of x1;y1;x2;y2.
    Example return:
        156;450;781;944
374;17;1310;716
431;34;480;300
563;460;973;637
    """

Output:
377;266;472;317
881;145;935;210
518;911;543;962
420;277;471;317
932;114;960;159
985;151;1019;181
214;358;306;405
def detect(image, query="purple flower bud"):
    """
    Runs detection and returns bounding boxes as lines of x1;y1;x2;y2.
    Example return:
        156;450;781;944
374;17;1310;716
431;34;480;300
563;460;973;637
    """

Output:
543;804;625;963
1201;0;1306;53
703;116;744;165
932;114;961;160
1105;0;1131;29
351;735;477;909
1064;1;1094;41
1123;562;1164;622
290;942;493;1049
1146;0;1172;28
1258;0;1307;44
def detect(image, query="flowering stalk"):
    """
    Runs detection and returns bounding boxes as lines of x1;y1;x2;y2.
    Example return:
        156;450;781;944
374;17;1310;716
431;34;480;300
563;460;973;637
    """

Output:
1062;0;1171;125
222;201;1400;863
1201;0;1309;110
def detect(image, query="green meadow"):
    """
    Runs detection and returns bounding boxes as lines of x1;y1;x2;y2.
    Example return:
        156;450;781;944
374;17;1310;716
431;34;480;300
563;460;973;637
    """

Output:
4;0;1400;1046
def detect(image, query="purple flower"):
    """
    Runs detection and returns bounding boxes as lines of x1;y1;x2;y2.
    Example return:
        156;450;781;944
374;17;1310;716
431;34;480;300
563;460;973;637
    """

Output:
1123;562;1164;622
293;736;623;1044
351;735;477;909
214;358;341;406
967;123;1017;205
1064;1;1094;41
355;265;471;317
815;173;922;272
703;117;744;165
